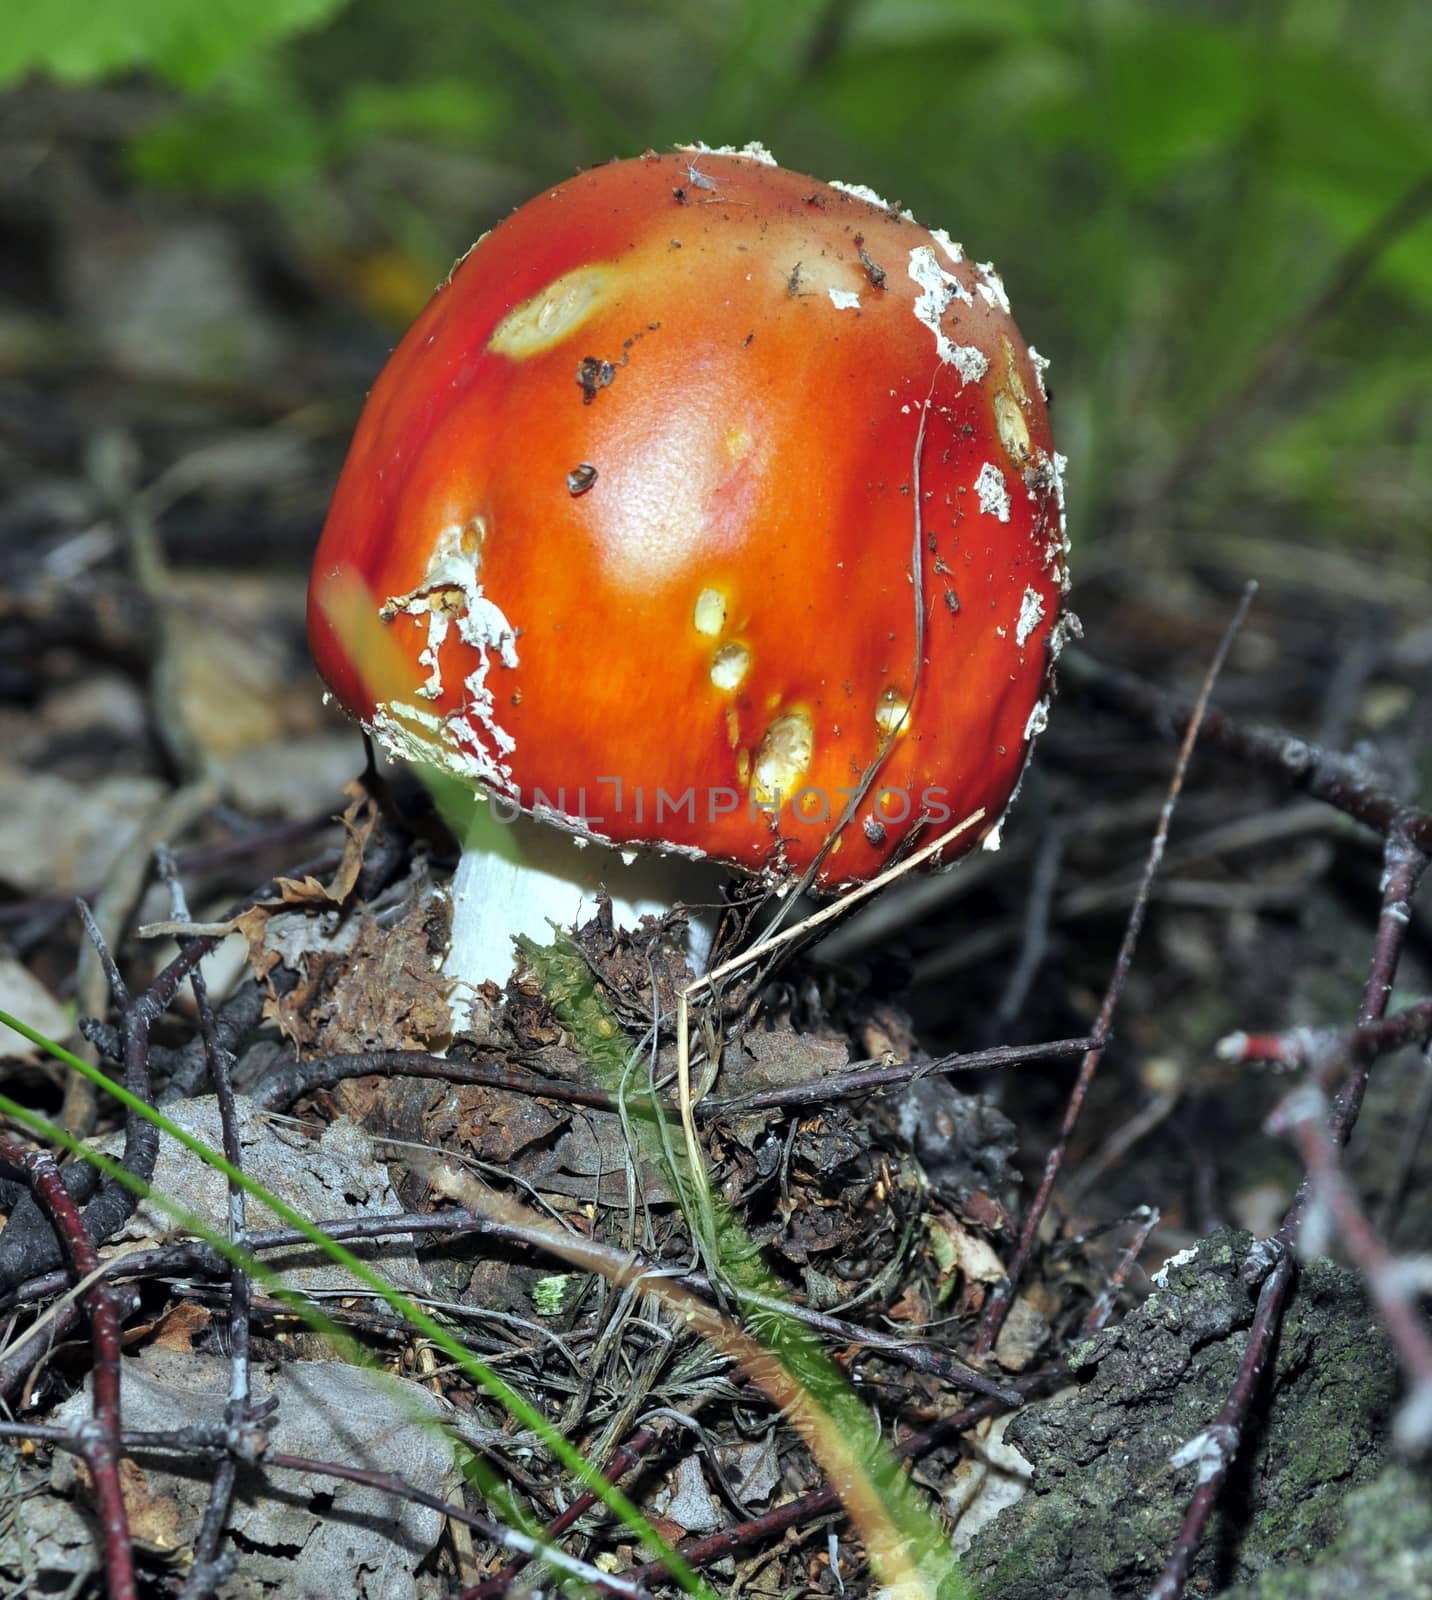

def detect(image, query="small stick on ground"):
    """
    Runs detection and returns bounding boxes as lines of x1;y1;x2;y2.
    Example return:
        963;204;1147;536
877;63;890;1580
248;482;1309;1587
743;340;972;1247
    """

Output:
974;583;1256;1357
158;848;259;1600
1268;1085;1432;1451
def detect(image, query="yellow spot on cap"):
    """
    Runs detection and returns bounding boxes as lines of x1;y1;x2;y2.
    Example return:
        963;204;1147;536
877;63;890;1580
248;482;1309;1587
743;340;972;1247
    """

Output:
753;710;813;805
725;706;741;748
736;747;751;785
488;266;610;358
724;425;752;463
693;588;727;637
710;641;750;691
875;688;910;737
994;390;1030;465
1001;334;1029;408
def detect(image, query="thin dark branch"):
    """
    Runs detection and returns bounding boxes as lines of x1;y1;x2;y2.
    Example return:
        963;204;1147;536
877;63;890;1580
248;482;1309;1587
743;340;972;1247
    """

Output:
253;1034;1097;1120
0;911;160;1301
1268;1086;1432;1452
975;584;1255;1356
1063;648;1432;855
707;1034;1097;1115
159;849;255;1600
462;1422;666;1598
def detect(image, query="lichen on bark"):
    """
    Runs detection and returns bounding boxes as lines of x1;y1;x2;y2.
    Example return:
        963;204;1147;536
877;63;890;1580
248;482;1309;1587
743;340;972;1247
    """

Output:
963;1230;1399;1598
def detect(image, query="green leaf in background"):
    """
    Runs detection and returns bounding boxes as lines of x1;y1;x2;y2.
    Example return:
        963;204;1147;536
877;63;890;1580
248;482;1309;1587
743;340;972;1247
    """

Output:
1266;46;1432;305
1038;19;1262;189
339;78;503;142
129;60;327;191
130;63;505;196
0;0;355;93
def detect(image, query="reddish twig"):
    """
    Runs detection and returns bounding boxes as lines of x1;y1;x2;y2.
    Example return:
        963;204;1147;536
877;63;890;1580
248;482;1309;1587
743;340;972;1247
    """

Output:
0;905;162;1299
1268;1085;1432;1451
974;585;1255;1357
0;1140;136;1600
1;839;361;1303
1217;996;1432;1084
462;1422;666;1599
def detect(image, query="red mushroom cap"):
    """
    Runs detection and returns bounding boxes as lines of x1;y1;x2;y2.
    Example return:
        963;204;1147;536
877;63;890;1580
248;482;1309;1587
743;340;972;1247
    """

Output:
308;145;1069;887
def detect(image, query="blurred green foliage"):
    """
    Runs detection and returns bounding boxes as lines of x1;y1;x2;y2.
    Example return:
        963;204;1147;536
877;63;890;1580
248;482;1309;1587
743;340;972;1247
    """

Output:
5;0;1429;562
0;0;352;92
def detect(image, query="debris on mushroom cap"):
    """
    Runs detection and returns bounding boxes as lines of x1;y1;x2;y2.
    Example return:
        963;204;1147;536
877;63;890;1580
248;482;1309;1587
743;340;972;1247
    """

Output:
307;147;1067;889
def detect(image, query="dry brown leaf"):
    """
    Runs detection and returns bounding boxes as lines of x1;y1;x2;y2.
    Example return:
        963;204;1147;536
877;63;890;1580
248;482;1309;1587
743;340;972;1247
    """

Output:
118;1458;188;1553
146;1300;213;1354
232;903;279;983
232;784;387;1038
271;781;378;907
992;1294;1051;1372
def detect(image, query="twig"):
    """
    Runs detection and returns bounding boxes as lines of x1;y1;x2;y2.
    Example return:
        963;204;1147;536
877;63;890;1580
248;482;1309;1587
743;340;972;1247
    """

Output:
705;1034;1097;1116
462;1421;667;1598
1062;647;1432;855
1267;1086;1432;1452
993;820;1066;1035
974;584;1256;1356
0;1140;136;1600
1146;1252;1290;1600
252;1049;632;1116
0;905;162;1298
1082;1206;1161;1337
65;778;218;1134
249;1032;1095;1121
1217;996;1432;1083
158;850;257;1600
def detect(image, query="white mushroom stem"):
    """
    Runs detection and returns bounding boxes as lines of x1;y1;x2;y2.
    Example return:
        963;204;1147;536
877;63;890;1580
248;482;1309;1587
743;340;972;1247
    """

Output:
443;799;724;1026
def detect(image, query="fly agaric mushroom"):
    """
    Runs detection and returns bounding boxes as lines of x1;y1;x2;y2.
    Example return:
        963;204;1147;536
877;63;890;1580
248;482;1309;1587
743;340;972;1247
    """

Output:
308;143;1069;1000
